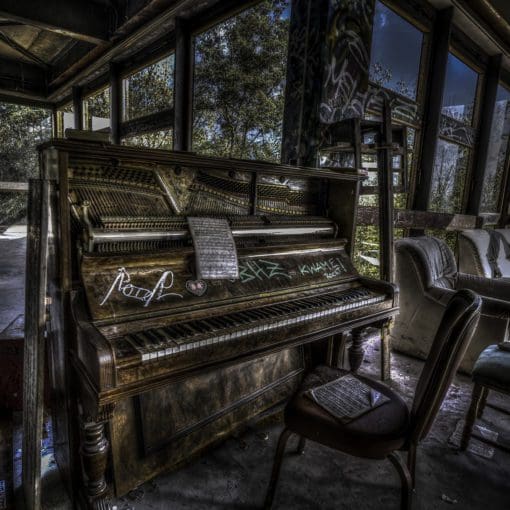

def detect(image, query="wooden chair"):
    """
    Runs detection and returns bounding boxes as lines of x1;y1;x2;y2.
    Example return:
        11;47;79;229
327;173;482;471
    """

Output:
264;289;481;510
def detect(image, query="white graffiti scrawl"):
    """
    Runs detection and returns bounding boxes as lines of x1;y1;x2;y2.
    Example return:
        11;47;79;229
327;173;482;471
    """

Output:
100;267;183;307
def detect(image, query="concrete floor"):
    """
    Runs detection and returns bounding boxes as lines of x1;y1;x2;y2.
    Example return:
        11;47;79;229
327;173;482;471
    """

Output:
35;343;510;510
1;228;510;509
0;227;26;336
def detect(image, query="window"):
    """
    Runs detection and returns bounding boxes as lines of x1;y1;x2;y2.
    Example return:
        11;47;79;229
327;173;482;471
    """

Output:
192;0;290;162
56;103;74;137
83;87;111;131
123;55;175;121
369;1;424;101
480;85;510;212
429;139;469;213
441;53;478;125
0;103;51;228
429;53;479;213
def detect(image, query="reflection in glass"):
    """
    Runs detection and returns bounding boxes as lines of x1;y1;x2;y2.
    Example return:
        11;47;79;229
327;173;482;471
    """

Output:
480;85;510;212
192;0;290;162
83;88;111;131
369;1;423;100
441;53;478;125
123;55;175;121
429;139;469;213
122;129;173;150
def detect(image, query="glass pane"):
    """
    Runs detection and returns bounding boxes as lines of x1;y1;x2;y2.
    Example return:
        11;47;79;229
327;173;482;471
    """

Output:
429;139;470;213
355;195;380;278
441;53;478;125
83;87;111;131
192;0;290;162
57;103;74;137
123;55;175;121
0;103;51;220
369;1;423;100
122;129;173;150
480;85;510;212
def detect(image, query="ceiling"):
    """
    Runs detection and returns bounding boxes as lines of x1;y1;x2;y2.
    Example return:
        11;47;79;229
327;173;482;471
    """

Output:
0;0;251;106
0;0;509;107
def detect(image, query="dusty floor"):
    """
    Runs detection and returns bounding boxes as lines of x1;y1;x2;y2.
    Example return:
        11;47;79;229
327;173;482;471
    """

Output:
1;231;510;509
31;342;510;510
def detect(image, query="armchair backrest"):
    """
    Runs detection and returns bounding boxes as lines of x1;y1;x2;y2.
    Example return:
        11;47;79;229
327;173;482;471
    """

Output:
410;289;481;443
458;229;510;278
395;236;457;292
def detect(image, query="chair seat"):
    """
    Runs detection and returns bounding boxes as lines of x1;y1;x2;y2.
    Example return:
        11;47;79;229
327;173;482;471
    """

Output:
473;344;510;392
285;366;410;460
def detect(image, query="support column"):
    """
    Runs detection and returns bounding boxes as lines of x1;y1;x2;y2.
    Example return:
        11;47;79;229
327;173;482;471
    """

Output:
466;54;502;214
281;0;329;166
72;86;83;131
109;62;122;144
173;17;193;151
411;8;453;216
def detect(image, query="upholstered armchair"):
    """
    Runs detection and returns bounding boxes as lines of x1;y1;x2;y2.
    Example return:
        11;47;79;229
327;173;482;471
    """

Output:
458;229;510;278
392;236;510;374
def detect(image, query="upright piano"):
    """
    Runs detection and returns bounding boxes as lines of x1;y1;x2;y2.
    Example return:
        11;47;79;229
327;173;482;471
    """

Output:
39;140;398;508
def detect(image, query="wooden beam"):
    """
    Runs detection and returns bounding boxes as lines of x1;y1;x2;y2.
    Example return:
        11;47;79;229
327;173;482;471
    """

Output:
357;207;483;230
72;86;83;131
109;63;122;144
173;17;192;151
379;100;394;282
466;54;502;215
412;7;453;213
0;0;110;44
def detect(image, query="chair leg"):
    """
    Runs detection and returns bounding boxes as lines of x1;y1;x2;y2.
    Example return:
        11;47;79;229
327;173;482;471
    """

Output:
476;387;489;419
460;383;484;451
380;320;392;381
296;436;306;455
388;452;413;510
264;428;292;509
407;443;417;490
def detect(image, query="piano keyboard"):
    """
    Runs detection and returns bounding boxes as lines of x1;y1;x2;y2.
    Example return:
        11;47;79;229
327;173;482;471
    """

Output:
116;287;386;363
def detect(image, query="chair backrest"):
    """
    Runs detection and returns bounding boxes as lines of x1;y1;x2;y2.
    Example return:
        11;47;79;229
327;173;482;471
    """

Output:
409;289;481;443
395;236;457;292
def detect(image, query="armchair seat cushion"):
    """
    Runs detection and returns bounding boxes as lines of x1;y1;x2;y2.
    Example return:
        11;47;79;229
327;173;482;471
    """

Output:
284;366;410;460
472;345;510;392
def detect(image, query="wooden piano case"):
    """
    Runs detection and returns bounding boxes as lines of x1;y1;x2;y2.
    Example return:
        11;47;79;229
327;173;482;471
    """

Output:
37;140;395;508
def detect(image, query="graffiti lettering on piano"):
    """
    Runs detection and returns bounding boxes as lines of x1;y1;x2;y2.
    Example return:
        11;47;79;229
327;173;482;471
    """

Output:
100;267;183;307
298;257;347;279
239;260;292;284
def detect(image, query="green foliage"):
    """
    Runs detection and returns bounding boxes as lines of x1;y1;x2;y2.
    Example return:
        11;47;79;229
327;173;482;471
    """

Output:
0;103;51;226
192;0;289;162
84;87;110;130
123;56;175;121
429;140;469;213
123;130;173;150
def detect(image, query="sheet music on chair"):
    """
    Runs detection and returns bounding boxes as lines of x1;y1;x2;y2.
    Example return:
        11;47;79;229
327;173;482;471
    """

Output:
306;374;389;423
187;217;239;280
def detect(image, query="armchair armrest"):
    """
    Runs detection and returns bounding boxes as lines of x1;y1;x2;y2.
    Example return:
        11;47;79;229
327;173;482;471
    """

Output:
456;273;510;319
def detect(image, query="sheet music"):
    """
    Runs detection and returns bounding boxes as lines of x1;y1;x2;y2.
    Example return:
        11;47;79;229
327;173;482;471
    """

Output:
307;374;389;423
187;217;239;280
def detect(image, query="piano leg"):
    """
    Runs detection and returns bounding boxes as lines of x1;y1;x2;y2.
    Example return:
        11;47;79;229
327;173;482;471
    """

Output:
80;405;114;510
348;329;365;372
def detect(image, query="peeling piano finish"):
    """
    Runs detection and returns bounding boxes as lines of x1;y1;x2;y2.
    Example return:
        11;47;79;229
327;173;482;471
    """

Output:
40;140;398;507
